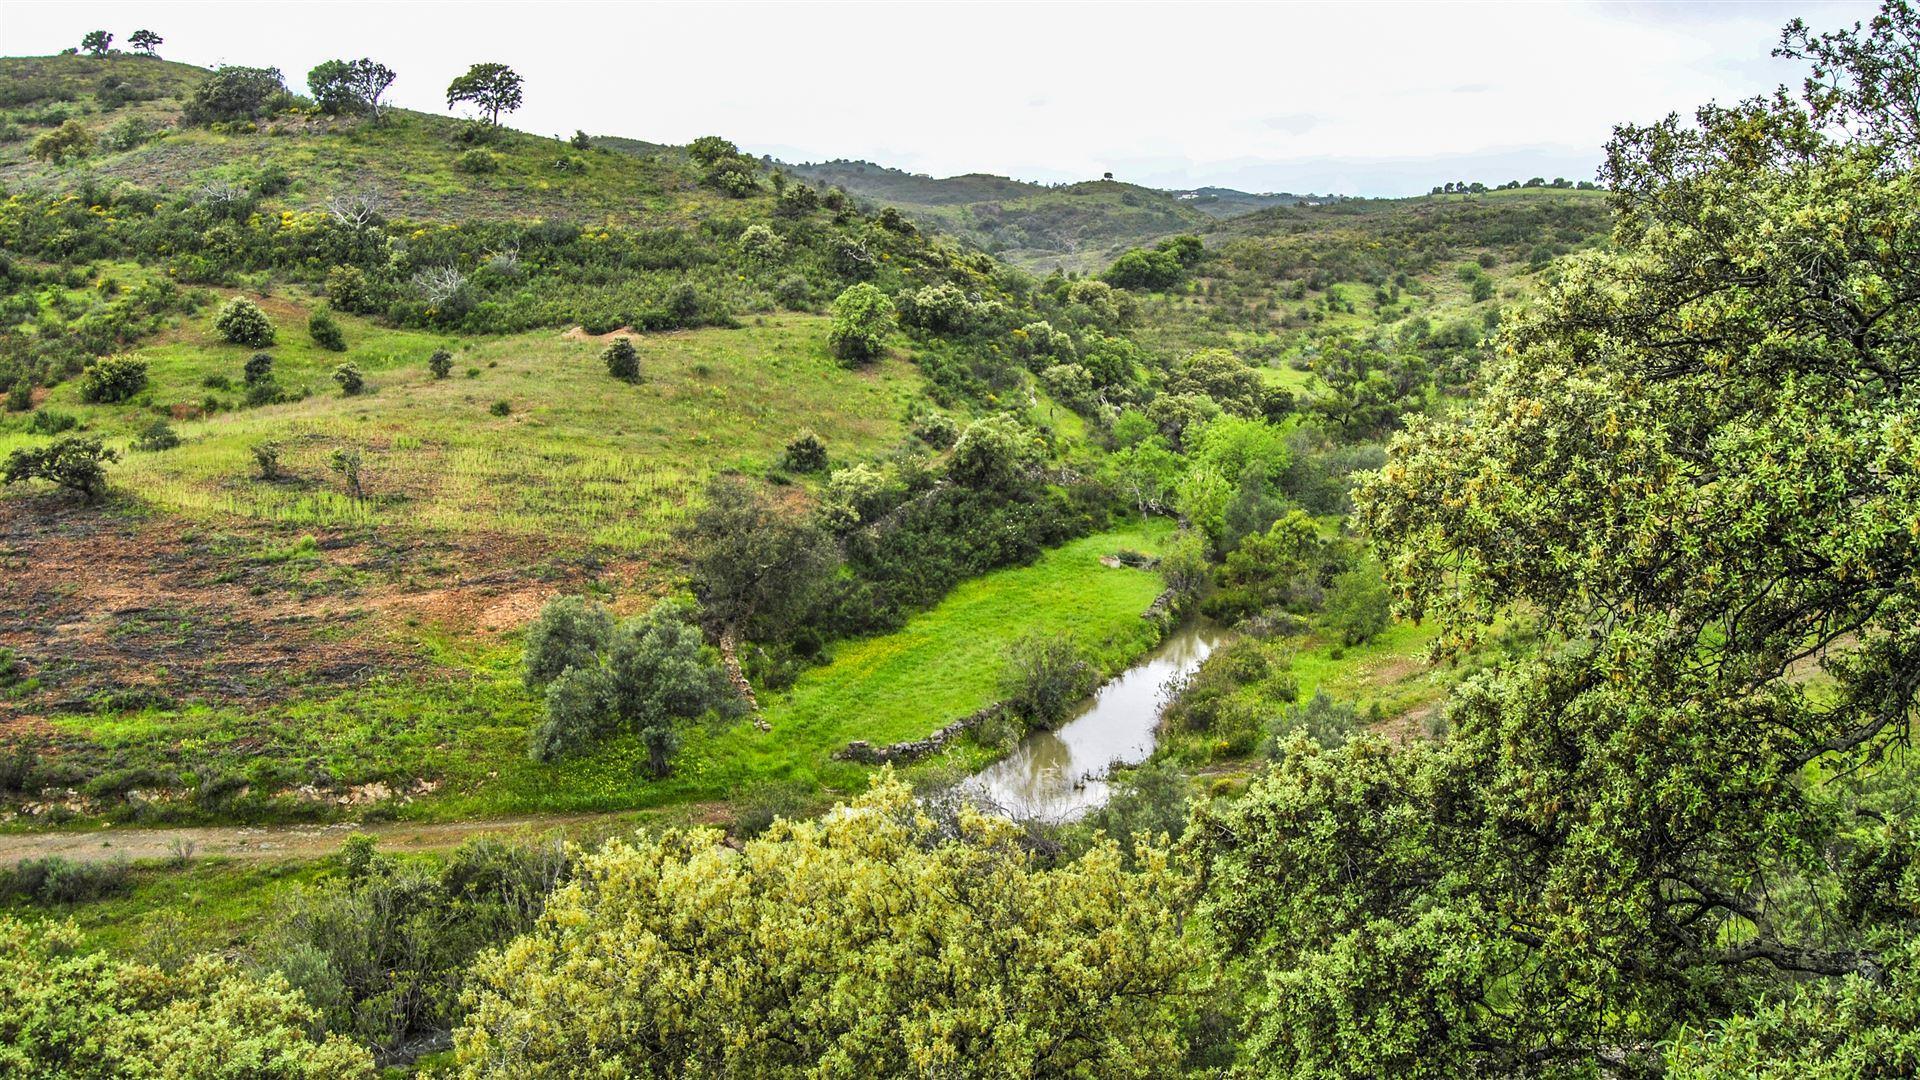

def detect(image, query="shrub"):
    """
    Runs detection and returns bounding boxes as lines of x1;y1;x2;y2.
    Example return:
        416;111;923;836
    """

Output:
1323;563;1391;645
897;282;974;333
602;337;640;382
0;857;132;904
570;129;591;150
332;362;365;396
244;351;275;385
131;420;181;452
215;296;276;346
998;635;1096;730
26;410;77;435
912;411;958;449
686;135;739;167
325;265;376;313
782;430;828;472
3;436;118;501
429;348;454;378
5;376;33;412
1264;690;1360;756
308;307;346;351
245;379;284;407
328;446;364;498
1;917;376;1077
828;283;894;364
28;119;92;163
739;223;786;264
250;441;282;479
489;399;511;416
454;776;1190;1077
456;148;499;174
78;356;148;403
182;65;287;124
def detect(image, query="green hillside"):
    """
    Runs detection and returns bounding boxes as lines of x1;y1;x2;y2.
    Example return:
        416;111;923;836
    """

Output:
782;159;1212;270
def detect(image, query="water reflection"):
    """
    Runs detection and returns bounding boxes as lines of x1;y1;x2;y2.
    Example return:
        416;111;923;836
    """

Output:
961;621;1223;821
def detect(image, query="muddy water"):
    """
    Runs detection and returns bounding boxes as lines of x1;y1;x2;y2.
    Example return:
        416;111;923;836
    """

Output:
962;621;1224;821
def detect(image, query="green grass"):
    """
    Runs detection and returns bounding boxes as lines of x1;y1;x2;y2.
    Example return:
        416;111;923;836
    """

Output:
21;522;1173;825
6;302;922;552
436;520;1177;815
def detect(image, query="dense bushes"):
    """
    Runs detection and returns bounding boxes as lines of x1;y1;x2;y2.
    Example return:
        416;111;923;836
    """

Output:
0;856;132;904
257;833;568;1059
455;775;1192;1077
0;916;375;1078
182;64;288;124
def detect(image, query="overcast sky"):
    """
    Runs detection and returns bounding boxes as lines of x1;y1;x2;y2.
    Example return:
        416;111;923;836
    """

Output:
0;1;1883;196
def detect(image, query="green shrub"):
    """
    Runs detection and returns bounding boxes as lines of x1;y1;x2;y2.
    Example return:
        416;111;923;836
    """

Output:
782;430;828;472
5;436;119;501
131;419;181;452
215;296;276;346
331;362;365;396
250;440;282;479
429;348;454;378
243;351;275;385
78;355;148;403
0;856;131;904
182;64;288;124
325;265;377;313
1323;563;1391;645
489;399;511;416
308;307;346;351
456;148;499;174
28;119;92;163
602;337;640;382
998;635;1096;730
26;410;77;435
828;282;894;364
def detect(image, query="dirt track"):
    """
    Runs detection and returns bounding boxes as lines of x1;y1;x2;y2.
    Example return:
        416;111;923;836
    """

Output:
0;812;635;866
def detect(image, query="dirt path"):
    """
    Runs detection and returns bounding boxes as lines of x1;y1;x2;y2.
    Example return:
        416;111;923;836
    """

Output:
0;812;643;866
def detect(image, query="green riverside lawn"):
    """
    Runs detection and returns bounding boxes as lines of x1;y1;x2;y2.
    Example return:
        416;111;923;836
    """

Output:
429;519;1177;818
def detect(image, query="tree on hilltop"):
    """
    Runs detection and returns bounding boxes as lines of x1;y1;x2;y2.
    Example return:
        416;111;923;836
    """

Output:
447;63;522;126
128;29;161;56
80;31;112;56
309;58;397;120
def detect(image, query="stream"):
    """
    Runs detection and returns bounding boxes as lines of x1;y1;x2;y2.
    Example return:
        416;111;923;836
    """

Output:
961;620;1225;821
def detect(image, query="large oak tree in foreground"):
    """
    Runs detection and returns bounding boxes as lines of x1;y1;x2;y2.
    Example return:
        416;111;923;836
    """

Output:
1194;3;1920;1076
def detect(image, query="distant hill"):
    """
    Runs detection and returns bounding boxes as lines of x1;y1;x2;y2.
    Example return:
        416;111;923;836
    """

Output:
1166;186;1329;218
776;159;1215;271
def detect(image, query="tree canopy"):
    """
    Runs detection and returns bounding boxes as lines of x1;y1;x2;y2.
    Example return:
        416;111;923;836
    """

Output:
446;63;523;125
455;774;1193;1078
1191;4;1920;1074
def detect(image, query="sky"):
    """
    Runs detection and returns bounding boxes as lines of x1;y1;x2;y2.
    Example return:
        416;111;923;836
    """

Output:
0;0;1884;196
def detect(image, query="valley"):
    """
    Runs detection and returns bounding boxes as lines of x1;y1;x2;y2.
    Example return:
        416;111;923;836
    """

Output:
1;5;1916;1075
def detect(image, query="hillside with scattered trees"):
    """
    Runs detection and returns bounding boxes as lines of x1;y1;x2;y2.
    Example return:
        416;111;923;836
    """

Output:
1;4;1917;1077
